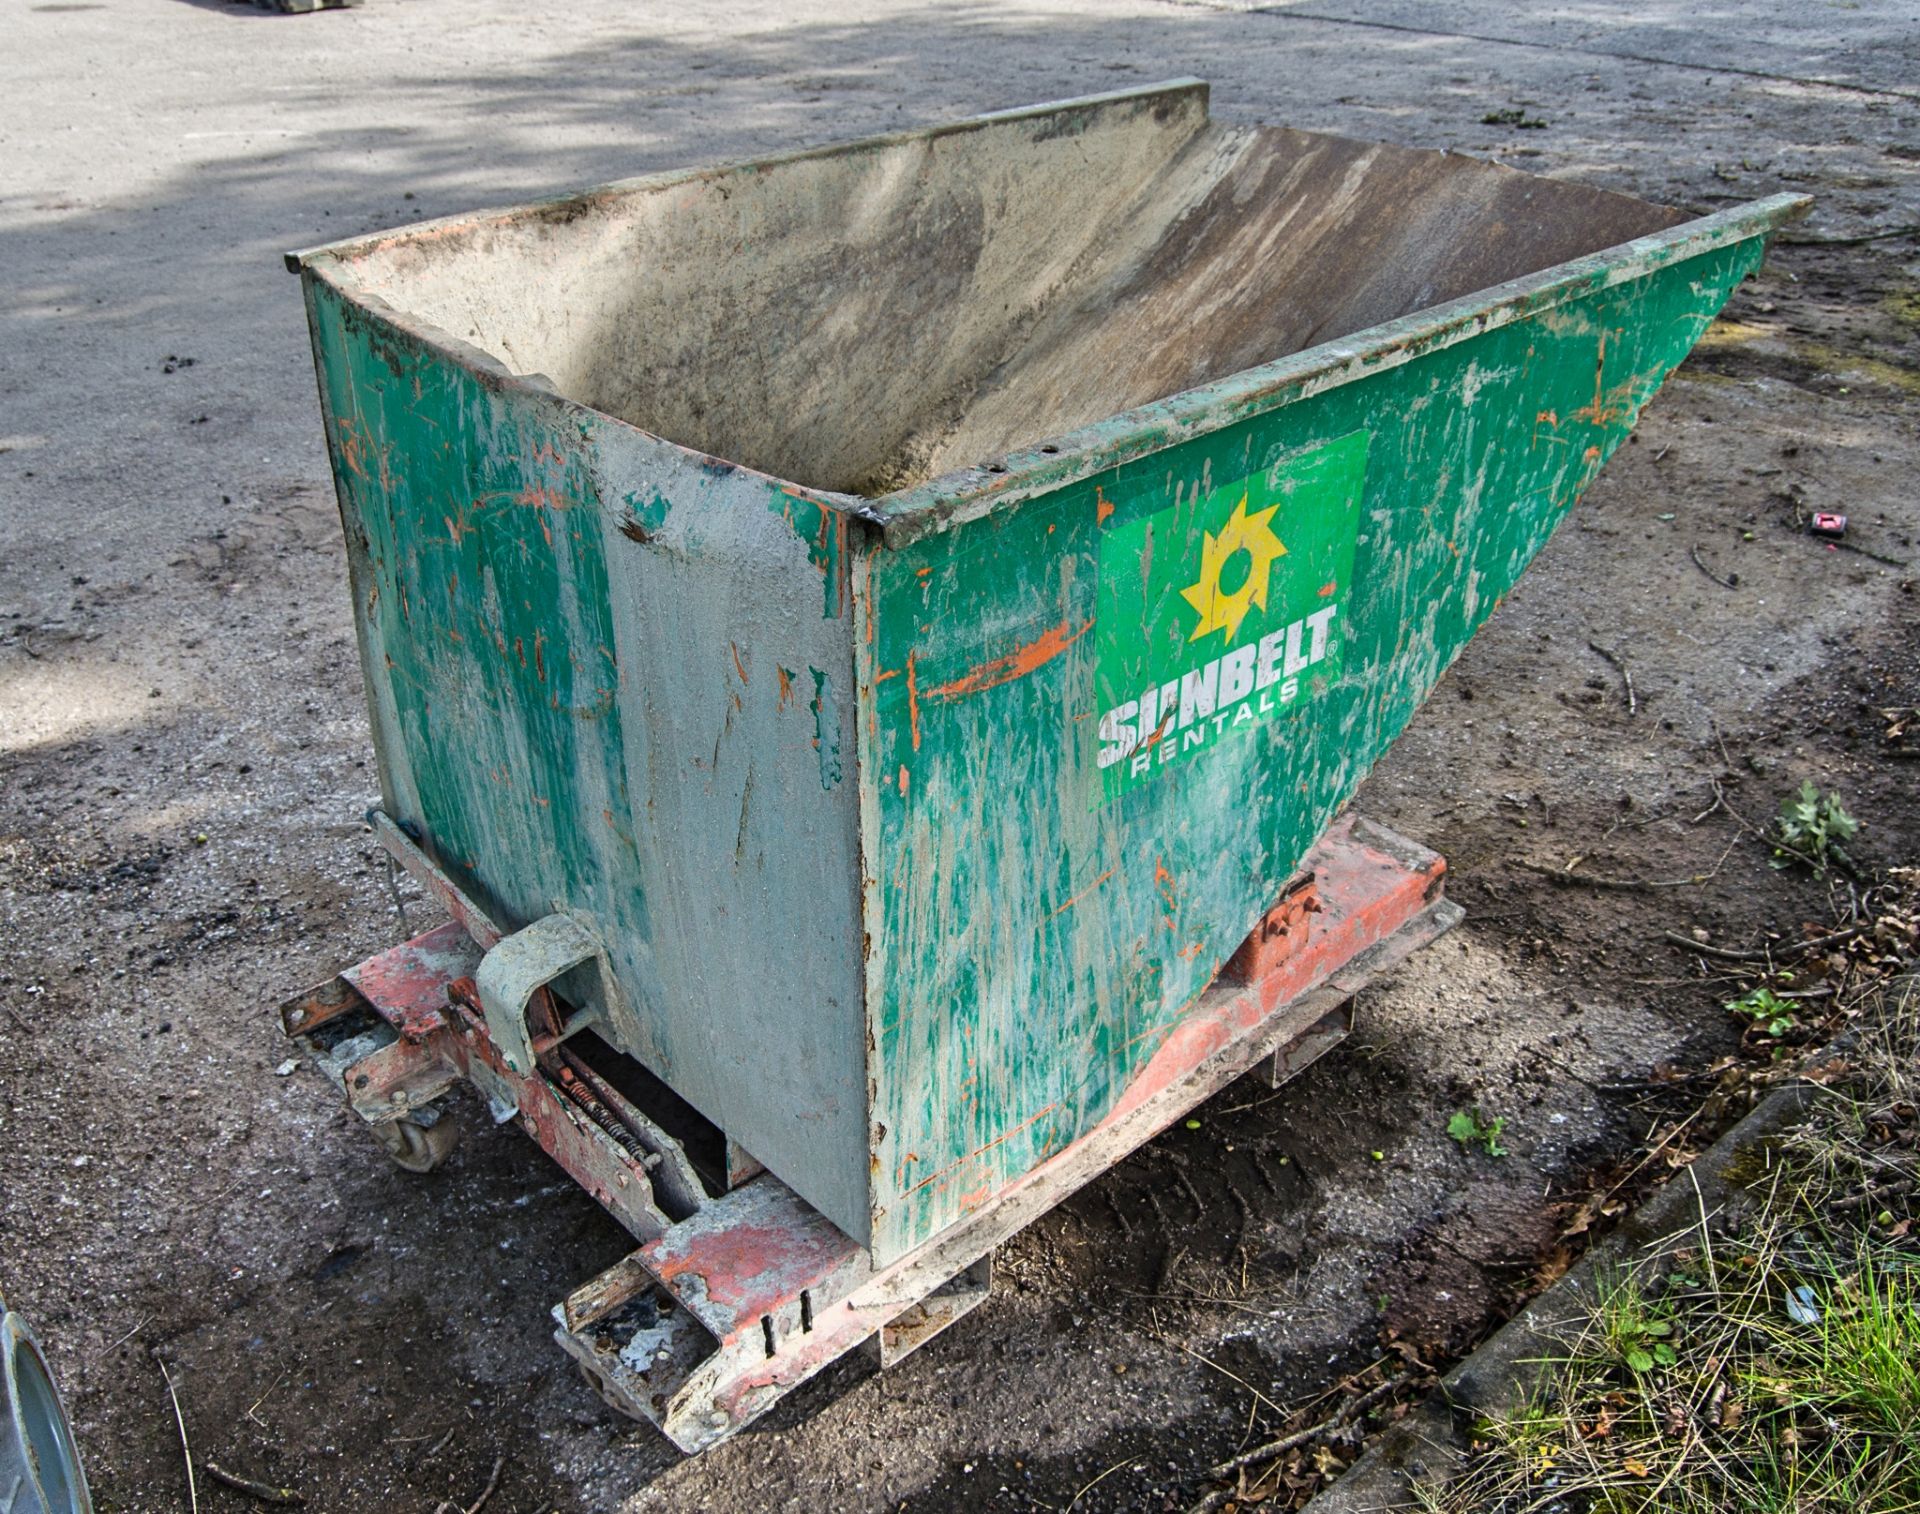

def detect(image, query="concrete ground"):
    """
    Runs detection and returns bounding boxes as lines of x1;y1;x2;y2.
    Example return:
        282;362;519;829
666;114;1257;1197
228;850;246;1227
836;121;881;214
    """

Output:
1;2;1915;1511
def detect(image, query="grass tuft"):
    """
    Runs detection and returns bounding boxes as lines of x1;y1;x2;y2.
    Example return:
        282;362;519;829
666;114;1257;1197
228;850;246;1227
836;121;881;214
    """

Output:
1416;977;1920;1513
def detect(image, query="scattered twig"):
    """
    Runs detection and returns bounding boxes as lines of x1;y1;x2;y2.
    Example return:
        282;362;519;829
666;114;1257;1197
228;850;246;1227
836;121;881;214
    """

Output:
244;1372;287;1429
1189;1377;1408;1513
1068;1451;1138;1510
1709;714;1734;775
1830;1179;1915;1213
155;1356;199;1514
1594;1060;1737;1094
464;1454;505;1514
1823;537;1911;568
1689;778;1729;826
1600;1106;1706;1212
1689;544;1737;590
1522;862;1702;892
203;1461;305;1506
1660;925;1864;963
1087;1292;1306;1422
1586;639;1637;715
89;1313;149;1362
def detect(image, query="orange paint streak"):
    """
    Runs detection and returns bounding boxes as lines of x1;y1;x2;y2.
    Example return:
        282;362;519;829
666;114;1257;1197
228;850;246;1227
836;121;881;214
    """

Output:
1095;484;1115;524
1568;331;1641;428
906;652;922;751
1177;941;1205;960
897;765;909;798
1121;1019;1178;1054
730;642;748;684
872;667;900;684
334;418;371;482
1048;867;1116;920
1317;580;1337;598
904;1103;1058;1196
775;666;794;708
926;618;1092;702
1154;858;1179;925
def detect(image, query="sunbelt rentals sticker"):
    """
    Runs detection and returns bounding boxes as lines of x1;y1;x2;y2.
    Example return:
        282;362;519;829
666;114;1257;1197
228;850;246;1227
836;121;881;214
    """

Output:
1093;431;1368;803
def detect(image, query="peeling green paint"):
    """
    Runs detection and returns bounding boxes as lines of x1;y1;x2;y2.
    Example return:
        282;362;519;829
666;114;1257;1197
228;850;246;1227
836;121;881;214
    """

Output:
810;668;843;790
857;237;1775;1259
774;487;849;618
293;83;1805;1267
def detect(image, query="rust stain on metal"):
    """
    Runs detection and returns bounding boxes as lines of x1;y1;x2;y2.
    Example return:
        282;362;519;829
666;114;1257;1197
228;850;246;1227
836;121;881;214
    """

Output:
1047;866;1116;921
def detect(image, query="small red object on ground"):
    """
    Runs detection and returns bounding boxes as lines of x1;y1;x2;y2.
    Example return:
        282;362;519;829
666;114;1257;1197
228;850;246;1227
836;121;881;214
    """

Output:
1810;511;1848;538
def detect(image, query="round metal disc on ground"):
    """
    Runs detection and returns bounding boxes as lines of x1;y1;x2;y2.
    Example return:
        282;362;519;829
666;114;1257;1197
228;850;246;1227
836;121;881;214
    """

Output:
1;1302;92;1514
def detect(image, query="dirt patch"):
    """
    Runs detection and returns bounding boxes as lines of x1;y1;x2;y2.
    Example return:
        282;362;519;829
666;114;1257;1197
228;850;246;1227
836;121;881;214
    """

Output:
1;6;1917;1513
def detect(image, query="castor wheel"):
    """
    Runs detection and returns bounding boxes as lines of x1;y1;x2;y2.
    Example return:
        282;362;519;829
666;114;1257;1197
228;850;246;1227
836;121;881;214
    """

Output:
576;1358;636;1419
373;1109;459;1173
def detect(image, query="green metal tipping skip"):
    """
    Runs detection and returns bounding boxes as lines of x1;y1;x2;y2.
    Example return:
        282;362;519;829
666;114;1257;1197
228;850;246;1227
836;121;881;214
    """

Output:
288;82;1805;1269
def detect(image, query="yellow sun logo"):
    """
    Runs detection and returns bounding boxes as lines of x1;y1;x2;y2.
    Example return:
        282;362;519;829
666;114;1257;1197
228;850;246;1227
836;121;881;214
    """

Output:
1179;494;1288;643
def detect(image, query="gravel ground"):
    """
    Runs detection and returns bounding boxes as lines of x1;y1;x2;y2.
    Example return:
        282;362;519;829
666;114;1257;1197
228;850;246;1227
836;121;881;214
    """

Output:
1;2;1916;1510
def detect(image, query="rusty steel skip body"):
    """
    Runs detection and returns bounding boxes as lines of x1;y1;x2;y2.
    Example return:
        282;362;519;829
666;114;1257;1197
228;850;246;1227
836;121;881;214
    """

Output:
282;81;1805;1450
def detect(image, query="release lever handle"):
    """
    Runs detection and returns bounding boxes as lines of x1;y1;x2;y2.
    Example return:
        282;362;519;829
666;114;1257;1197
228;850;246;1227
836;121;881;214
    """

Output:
475;911;610;1075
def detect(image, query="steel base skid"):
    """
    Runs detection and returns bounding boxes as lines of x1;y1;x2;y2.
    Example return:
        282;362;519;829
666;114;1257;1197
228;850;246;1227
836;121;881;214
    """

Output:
283;813;1459;1453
